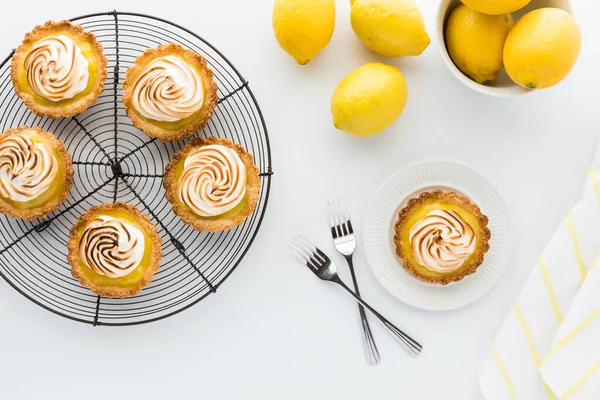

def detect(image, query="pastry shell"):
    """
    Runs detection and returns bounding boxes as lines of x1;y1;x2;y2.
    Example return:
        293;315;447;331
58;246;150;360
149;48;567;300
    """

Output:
0;126;73;220
67;202;163;298
122;43;219;141
11;20;108;118
393;190;491;285
164;136;261;232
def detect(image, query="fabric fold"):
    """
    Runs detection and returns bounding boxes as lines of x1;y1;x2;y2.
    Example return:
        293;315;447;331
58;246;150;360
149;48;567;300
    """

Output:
539;264;600;399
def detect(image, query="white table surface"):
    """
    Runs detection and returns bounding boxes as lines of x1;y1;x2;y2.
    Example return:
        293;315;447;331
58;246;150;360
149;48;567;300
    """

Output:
1;0;599;399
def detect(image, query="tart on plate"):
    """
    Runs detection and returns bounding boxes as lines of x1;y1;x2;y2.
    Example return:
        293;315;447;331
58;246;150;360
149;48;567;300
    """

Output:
122;43;218;141
393;190;491;285
164;136;260;232
68;202;163;298
11;20;107;118
0;126;73;219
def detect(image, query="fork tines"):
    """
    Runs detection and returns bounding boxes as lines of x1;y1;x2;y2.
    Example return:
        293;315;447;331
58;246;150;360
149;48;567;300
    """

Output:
288;236;328;272
327;199;354;239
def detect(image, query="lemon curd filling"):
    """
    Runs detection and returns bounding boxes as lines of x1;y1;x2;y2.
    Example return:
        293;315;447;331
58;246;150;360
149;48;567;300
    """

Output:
130;101;205;131
74;209;155;289
15;31;101;107
0;131;67;210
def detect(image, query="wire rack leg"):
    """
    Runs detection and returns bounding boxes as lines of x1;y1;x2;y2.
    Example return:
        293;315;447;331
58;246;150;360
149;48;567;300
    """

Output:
218;81;249;104
113;176;119;203
93;295;101;326
259;167;274;177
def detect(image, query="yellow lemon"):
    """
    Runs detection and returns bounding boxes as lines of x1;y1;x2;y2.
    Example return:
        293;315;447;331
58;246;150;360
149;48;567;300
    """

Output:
504;8;581;90
331;63;408;137
446;4;513;84
350;0;430;57
273;0;335;65
461;0;530;15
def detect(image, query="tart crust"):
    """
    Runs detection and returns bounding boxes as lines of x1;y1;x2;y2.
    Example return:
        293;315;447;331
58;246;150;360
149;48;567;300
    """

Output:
11;20;108;118
67;202;163;298
393;190;491;285
164;136;261;232
0;126;73;220
122;43;219;141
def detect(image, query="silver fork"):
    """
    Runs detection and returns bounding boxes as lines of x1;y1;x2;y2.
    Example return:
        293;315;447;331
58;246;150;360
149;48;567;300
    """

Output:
328;199;380;365
289;236;423;357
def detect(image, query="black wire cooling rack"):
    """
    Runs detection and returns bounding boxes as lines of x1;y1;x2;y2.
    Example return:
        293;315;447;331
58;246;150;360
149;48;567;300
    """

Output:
0;11;272;326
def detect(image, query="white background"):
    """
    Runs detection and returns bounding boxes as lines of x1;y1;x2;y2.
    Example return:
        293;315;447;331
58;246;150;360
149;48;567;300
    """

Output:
0;0;599;399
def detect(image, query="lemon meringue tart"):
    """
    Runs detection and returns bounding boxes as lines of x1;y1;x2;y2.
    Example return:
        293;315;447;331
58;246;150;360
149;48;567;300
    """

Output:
0;126;73;220
122;43;218;141
68;203;162;298
11;20;107;118
164;137;260;232
393;190;491;285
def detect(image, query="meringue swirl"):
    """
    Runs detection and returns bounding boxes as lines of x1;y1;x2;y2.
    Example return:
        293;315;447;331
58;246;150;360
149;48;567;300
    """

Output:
179;144;247;217
409;210;476;273
79;216;145;278
25;35;89;102
0;133;58;202
131;55;204;122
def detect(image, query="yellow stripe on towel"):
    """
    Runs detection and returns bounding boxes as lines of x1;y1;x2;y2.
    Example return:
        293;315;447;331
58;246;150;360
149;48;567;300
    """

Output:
515;302;542;366
492;346;519;400
588;169;600;206
538;259;563;325
594;252;600;267
546;308;600;361
562;358;600;399
565;213;588;279
514;303;557;399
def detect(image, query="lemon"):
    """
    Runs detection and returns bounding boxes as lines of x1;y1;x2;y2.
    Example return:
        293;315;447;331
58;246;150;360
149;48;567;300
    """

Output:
504;8;581;90
273;0;335;65
350;0;430;57
446;5;513;84
461;0;530;15
331;63;408;137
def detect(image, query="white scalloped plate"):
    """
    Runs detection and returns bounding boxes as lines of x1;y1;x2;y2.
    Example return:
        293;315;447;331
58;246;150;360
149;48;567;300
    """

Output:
363;161;512;311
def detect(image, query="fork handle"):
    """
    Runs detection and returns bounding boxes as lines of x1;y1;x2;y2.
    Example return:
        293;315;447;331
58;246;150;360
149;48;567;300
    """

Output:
337;280;422;356
344;256;381;365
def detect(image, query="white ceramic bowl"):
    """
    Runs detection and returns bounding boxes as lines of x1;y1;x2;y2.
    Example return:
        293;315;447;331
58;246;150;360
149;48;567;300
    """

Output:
436;0;574;97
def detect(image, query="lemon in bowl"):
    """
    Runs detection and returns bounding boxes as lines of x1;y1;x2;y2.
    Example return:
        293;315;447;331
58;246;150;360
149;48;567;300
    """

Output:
331;63;408;137
504;8;581;90
445;4;513;85
461;0;531;15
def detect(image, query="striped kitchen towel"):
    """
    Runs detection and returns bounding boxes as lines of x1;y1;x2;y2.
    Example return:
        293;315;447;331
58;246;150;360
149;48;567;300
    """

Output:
479;143;600;400
539;263;600;399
